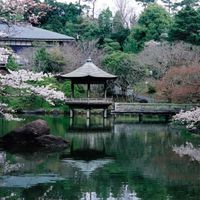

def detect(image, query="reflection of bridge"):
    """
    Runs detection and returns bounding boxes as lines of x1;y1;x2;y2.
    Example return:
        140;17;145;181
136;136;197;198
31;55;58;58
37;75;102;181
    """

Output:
112;103;199;122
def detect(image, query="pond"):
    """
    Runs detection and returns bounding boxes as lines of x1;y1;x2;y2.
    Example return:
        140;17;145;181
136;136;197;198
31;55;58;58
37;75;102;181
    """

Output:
0;115;200;200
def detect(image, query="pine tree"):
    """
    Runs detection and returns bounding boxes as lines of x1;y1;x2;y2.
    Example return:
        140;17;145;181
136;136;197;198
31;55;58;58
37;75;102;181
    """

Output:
169;6;200;44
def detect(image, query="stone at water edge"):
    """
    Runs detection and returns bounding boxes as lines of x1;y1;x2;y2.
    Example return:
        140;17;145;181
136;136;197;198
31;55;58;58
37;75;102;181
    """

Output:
36;135;69;150
1;119;69;151
1;119;50;144
22;119;50;136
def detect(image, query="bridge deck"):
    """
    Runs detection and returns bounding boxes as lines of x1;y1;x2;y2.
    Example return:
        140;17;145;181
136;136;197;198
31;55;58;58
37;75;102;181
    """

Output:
112;103;199;115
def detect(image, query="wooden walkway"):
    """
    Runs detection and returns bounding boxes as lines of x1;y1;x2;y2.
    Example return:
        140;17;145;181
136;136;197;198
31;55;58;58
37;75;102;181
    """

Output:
112;103;199;121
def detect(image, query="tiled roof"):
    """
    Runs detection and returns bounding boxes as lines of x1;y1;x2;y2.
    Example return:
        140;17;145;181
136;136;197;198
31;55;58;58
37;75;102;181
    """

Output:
60;58;117;79
0;23;74;41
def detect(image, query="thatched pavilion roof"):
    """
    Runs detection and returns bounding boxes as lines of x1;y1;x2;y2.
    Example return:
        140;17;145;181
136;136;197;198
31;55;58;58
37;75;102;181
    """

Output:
60;58;117;83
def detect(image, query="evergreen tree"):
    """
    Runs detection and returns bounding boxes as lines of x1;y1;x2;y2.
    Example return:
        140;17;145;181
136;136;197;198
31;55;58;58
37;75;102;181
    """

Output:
138;4;172;40
111;11;130;48
123;25;148;53
168;6;200;44
124;4;171;53
40;2;82;35
112;11;124;33
98;8;113;37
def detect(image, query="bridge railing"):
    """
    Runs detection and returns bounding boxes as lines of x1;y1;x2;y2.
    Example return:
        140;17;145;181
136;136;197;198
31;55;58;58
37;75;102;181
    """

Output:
113;103;199;113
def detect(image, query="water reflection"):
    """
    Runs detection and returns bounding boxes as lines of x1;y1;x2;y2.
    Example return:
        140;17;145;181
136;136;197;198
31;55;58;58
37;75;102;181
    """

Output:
69;115;112;131
63;159;113;177
80;185;140;200
0;115;200;200
0;174;63;188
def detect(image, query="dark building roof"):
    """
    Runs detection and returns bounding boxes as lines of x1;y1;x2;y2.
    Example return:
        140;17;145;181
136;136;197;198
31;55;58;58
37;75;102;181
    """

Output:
60;58;117;83
0;23;74;41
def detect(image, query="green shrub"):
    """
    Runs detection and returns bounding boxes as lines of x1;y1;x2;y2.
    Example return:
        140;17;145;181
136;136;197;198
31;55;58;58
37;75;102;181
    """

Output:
148;84;156;94
34;47;65;73
5;56;19;71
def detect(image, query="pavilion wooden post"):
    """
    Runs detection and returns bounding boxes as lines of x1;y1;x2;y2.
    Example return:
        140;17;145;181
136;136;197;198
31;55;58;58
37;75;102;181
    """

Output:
87;83;90;98
139;114;143;122
104;82;107;99
70;82;74;118
103;82;108;118
70;108;74;118
71;81;74;98
86;117;90;128
103;109;107;118
86;83;91;118
87;109;91;119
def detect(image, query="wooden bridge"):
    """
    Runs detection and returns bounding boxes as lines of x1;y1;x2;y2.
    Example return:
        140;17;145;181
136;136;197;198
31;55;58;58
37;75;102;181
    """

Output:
112;103;199;121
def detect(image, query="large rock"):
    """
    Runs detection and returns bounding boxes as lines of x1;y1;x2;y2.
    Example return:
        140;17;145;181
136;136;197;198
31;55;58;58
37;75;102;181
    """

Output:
36;135;69;150
1;119;69;152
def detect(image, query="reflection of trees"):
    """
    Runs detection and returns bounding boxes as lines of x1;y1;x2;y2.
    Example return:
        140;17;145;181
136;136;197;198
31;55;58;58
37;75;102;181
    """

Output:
80;184;140;200
110;123;200;186
1;119;200;199
0;152;24;175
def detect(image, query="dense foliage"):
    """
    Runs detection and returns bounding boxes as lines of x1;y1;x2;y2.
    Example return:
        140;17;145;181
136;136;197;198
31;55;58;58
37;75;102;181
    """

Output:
1;0;200;105
102;52;145;95
156;66;200;103
168;6;200;44
34;47;65;73
124;4;172;53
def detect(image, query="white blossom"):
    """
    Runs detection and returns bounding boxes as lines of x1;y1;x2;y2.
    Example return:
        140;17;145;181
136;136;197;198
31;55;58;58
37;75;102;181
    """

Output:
3;113;24;121
0;69;66;120
0;69;66;105
173;107;200;130
0;47;13;64
0;103;23;121
173;142;200;163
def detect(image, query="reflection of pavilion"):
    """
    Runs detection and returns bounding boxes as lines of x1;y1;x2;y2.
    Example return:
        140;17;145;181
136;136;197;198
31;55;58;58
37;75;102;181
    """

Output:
62;159;112;177
61;145;113;177
61;135;112;160
69;115;112;130
61;128;113;177
60;58;117;119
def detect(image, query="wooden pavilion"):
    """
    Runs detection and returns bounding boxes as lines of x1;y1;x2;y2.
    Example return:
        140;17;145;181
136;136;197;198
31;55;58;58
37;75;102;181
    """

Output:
60;58;117;118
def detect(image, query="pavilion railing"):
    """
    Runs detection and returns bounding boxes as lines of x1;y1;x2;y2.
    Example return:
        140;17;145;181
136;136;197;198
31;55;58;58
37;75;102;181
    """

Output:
65;98;113;103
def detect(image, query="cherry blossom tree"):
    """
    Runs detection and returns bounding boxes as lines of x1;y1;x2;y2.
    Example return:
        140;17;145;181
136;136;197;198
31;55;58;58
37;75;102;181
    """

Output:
172;108;200;162
0;47;67;121
0;69;67;120
0;0;53;24
0;47;13;64
0;69;66;104
173;107;200;131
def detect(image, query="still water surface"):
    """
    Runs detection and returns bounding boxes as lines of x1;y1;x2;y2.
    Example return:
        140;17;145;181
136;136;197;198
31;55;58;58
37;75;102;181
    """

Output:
0;115;200;200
